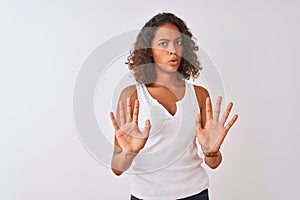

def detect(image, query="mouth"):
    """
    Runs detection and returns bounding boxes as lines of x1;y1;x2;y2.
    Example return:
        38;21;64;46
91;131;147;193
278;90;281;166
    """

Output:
168;58;178;66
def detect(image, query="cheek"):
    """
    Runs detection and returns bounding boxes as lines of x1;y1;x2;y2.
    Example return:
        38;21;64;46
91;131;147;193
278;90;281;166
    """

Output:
177;47;184;56
152;49;166;60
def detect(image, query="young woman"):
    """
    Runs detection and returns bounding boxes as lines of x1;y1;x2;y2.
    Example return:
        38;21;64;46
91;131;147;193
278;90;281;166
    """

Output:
109;12;238;200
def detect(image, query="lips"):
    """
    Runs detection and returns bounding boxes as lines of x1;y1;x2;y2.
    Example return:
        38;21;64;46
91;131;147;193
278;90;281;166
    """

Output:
169;57;178;66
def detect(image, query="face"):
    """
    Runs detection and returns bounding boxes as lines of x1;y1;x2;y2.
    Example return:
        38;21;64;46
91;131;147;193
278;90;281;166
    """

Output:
151;23;183;73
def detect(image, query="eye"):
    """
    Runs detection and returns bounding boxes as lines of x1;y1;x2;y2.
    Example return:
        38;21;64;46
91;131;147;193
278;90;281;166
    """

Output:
158;41;167;47
175;40;183;46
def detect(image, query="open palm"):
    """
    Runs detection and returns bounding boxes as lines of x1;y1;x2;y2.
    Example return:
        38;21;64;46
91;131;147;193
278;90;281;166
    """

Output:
110;98;151;154
196;96;238;153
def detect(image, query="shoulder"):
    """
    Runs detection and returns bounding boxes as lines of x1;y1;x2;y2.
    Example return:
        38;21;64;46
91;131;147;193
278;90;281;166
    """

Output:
193;84;210;99
192;84;211;125
192;84;210;108
118;84;138;103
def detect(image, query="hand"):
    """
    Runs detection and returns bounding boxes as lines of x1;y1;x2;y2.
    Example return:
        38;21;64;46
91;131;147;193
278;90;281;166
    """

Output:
196;96;238;153
110;98;151;154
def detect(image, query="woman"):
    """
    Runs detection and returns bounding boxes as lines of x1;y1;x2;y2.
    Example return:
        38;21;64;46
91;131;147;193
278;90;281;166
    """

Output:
109;12;238;200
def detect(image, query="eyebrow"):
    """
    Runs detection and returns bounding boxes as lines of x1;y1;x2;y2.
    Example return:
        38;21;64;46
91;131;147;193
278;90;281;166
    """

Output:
158;37;182;41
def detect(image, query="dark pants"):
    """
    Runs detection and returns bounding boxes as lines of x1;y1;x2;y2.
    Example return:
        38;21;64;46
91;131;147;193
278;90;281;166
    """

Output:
130;189;209;200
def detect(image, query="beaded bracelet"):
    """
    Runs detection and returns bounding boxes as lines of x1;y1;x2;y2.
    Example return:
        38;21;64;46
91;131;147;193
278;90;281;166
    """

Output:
203;151;220;157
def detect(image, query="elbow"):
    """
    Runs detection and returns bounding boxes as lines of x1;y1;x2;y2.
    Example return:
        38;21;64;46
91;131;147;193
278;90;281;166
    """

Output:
205;157;222;169
111;167;123;176
208;163;220;170
205;152;222;169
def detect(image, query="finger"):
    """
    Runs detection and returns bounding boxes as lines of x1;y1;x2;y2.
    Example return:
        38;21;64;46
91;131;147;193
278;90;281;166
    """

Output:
109;112;120;132
220;102;233;125
214;114;238;148
119;101;125;126
224;114;238;132
205;97;213;121
213;96;222;121
126;97;132;123
213;131;227;151
132;99;139;124
195;113;203;132
142;119;151;138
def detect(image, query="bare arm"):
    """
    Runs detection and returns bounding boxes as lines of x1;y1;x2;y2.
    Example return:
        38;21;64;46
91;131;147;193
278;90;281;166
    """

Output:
194;86;238;169
111;139;137;176
199;91;222;169
110;86;151;175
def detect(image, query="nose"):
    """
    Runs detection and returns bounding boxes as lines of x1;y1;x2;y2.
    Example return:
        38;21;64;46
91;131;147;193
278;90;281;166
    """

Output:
168;43;176;55
169;51;175;55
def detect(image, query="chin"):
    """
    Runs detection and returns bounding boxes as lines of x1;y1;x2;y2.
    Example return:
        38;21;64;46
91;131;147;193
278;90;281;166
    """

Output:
156;64;179;73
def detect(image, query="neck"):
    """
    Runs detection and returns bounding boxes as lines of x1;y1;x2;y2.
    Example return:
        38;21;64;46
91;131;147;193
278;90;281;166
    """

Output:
153;69;184;89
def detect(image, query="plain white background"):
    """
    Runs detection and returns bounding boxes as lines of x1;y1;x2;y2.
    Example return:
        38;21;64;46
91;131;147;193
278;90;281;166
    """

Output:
1;0;299;199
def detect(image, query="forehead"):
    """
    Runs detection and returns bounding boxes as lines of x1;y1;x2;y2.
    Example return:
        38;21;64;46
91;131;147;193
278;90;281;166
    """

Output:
153;23;181;39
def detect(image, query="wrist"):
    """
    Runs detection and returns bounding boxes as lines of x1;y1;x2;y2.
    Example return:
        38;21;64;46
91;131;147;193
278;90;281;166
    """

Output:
202;150;220;157
121;149;138;157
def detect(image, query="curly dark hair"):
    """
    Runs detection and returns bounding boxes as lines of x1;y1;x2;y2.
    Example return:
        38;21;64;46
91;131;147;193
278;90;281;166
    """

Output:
127;12;201;85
